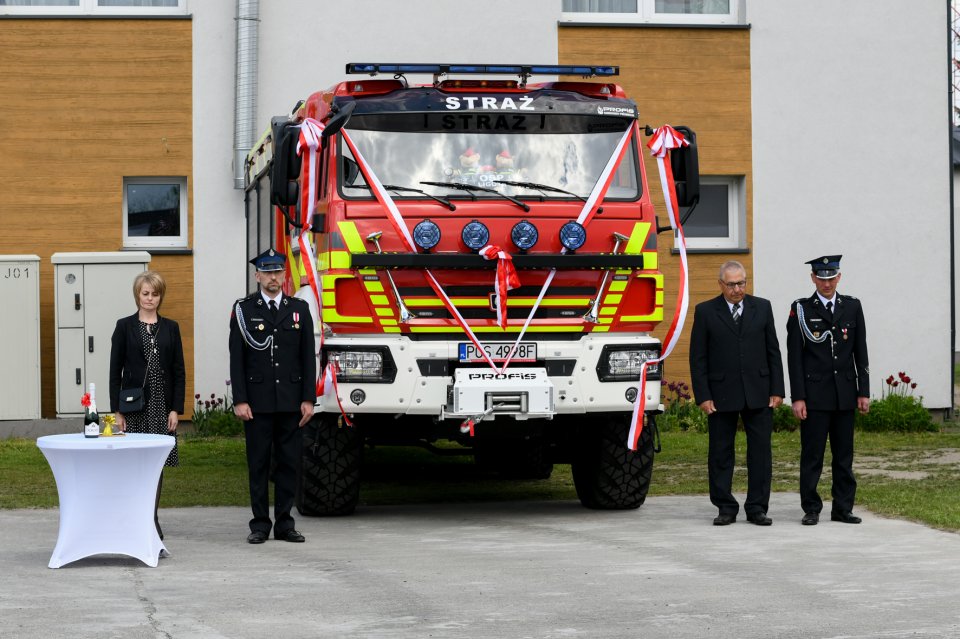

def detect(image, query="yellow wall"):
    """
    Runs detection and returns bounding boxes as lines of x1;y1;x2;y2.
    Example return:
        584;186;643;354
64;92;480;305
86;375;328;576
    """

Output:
560;26;752;389
0;18;194;417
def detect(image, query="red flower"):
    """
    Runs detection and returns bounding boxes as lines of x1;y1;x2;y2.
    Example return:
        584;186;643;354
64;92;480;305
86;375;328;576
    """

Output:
892;381;900;387
911;382;917;389
898;372;907;382
195;393;201;399
903;375;911;384
210;393;216;399
885;375;895;385
80;393;91;407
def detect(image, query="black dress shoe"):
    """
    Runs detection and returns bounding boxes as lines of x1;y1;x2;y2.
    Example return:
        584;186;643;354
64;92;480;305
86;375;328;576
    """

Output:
275;529;305;543
247;530;268;544
713;513;736;526
746;512;773;526
801;512;819;526
831;511;862;524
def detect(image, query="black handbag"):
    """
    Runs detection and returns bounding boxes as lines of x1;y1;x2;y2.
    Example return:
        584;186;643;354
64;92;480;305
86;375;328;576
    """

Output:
119;387;145;413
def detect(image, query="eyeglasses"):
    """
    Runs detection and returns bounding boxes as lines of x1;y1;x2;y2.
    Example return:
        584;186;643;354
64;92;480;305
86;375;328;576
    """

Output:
721;280;747;290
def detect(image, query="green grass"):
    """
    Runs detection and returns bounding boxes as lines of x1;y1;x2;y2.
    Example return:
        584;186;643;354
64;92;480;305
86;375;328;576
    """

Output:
6;431;960;531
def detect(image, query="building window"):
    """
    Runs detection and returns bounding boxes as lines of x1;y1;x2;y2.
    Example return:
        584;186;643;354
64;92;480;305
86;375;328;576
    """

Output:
561;0;740;25
679;175;744;250
0;0;185;14
123;177;188;249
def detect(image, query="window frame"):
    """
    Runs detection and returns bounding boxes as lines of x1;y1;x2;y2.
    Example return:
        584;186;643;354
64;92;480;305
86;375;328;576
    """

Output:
560;0;742;25
122;176;189;250
0;0;187;15
676;175;745;251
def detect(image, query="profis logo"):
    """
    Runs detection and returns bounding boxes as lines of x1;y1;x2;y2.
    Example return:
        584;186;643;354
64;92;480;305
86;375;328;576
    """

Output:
468;372;538;381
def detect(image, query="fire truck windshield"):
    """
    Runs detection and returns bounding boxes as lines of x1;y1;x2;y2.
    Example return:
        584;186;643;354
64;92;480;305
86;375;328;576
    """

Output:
340;116;639;201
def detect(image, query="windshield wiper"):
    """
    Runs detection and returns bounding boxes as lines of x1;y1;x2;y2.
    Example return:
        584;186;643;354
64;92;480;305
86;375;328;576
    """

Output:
420;181;530;212
492;180;602;213
356;184;455;211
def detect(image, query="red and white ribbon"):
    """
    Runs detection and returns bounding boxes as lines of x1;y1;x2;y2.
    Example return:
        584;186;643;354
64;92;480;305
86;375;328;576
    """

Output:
297;119;325;229
627;125;690;451
479;244;520;330
317;361;352;427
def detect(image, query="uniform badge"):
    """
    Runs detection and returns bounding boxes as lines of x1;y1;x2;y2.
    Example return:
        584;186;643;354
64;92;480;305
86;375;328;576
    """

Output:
293;311;300;329
842;328;848;341
258;323;264;331
813;331;820;339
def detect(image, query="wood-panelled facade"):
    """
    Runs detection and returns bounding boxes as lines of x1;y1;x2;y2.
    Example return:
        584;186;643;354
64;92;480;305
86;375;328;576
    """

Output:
560;25;752;389
0;18;194;418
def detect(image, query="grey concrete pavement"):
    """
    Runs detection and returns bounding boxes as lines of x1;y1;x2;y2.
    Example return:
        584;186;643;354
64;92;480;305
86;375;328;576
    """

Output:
3;493;959;639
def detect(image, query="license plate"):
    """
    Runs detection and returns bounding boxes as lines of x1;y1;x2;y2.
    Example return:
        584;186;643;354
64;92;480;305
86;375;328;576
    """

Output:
458;342;537;363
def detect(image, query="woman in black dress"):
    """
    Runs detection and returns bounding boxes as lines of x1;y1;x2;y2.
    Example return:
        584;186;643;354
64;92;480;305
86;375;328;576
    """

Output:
109;271;186;540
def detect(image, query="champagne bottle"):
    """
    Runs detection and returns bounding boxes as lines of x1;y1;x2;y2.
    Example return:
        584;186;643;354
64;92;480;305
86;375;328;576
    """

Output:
84;382;100;438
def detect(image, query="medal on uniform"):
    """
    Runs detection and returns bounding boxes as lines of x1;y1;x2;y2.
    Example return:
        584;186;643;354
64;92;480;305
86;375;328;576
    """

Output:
293;311;300;329
258;323;264;331
842;327;848;341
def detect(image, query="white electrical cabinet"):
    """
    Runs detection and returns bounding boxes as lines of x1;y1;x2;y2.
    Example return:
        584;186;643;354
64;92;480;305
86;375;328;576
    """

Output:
0;255;42;420
52;252;151;417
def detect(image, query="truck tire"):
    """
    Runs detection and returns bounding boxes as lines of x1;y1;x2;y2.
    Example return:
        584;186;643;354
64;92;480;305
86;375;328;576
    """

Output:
571;413;655;510
296;414;362;516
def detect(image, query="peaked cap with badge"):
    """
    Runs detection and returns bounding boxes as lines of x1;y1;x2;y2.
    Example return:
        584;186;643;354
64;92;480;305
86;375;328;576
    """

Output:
250;248;286;272
806;254;841;279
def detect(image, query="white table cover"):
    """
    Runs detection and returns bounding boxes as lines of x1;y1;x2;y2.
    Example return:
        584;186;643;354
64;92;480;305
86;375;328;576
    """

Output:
37;433;174;568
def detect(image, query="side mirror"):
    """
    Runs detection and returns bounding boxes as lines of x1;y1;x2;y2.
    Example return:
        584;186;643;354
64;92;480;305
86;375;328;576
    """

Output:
321;101;356;139
341;156;361;187
270;120;302;206
670;125;699;208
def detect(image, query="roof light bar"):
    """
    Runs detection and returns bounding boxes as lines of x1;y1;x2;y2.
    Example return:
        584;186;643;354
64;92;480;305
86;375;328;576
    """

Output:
346;63;619;78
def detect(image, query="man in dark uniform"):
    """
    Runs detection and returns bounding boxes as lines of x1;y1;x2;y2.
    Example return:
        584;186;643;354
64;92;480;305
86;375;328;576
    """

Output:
690;260;785;526
786;255;870;526
230;249;316;544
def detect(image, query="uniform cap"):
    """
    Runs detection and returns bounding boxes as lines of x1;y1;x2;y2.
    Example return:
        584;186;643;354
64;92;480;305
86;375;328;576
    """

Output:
249;248;286;272
805;254;841;279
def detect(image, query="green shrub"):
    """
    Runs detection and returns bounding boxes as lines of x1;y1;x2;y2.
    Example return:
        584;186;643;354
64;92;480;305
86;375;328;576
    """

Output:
772;404;800;432
191;384;244;438
657;380;707;433
856;372;937;433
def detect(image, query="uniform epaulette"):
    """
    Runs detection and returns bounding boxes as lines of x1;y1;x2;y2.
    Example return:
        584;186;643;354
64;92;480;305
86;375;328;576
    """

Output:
792;298;805;305
840;294;858;301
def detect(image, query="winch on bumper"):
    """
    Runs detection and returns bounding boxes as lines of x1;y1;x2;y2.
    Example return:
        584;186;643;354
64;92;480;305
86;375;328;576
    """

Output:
315;335;663;418
444;368;554;420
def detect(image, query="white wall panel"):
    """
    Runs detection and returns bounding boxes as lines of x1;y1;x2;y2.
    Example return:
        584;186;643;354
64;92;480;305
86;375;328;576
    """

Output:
751;0;952;407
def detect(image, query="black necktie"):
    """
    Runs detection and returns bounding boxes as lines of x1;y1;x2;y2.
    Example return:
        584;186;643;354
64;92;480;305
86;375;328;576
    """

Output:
825;300;833;317
269;300;277;316
731;303;741;324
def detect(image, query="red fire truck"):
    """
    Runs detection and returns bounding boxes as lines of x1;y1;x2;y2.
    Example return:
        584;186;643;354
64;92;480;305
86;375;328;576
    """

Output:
243;63;698;515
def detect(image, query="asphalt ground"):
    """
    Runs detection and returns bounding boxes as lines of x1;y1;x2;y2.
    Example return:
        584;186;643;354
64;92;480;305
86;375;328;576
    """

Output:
3;492;960;639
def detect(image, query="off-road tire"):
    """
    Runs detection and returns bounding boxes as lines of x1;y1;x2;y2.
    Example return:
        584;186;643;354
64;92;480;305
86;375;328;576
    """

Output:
571;413;655;510
296;414;362;516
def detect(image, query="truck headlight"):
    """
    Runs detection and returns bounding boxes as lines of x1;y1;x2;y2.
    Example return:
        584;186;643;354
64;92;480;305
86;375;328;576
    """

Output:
596;345;661;381
324;347;396;383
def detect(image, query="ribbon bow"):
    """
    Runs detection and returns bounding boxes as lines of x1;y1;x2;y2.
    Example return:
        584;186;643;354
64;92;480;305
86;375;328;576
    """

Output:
479;244;521;329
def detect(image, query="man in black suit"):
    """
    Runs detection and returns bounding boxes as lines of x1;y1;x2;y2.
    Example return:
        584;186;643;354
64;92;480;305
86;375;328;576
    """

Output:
787;255;869;526
230;249;317;544
690;260;785;526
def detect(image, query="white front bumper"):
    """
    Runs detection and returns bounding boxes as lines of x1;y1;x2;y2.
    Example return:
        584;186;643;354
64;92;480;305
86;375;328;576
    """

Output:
316;335;662;417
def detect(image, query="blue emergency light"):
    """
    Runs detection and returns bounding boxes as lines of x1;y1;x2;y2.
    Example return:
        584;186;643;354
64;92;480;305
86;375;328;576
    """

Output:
346;63;619;77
